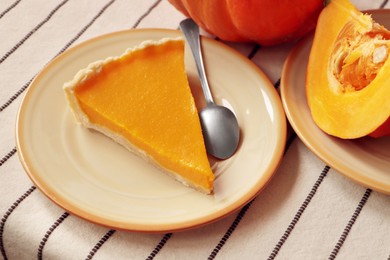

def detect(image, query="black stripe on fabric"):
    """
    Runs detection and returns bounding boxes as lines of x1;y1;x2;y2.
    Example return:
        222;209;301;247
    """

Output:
0;0;22;20
248;44;261;60
213;38;261;60
0;148;17;167
0;186;36;260
131;0;162;29
145;233;173;260
284;131;297;154
274;78;281;89
0;76;33;112
268;165;330;260
0;77;33;112
53;0;116;58
208;199;254;260
380;0;389;8
0;0;69;65
328;188;372;260
37;212;70;260
0;0;116;113
85;229;116;260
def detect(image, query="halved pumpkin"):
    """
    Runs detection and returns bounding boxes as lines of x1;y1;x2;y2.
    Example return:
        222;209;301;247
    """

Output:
306;0;390;138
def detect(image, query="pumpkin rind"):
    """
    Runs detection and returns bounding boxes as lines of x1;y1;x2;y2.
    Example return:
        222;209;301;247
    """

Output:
306;0;390;139
169;0;324;46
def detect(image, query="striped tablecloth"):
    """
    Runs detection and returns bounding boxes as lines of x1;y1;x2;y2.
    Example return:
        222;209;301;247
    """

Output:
1;0;389;259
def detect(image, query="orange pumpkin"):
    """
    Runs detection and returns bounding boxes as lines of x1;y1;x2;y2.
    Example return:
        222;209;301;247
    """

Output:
169;0;324;46
306;0;390;138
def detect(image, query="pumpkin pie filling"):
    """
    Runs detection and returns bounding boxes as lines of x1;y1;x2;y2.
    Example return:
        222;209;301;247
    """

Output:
64;38;214;194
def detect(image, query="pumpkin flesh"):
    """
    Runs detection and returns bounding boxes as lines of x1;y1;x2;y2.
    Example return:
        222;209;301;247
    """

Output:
306;0;390;138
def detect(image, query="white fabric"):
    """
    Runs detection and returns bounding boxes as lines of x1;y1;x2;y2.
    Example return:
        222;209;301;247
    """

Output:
1;0;389;259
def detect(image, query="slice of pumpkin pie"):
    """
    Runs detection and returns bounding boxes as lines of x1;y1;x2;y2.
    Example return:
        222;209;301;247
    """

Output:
64;37;214;194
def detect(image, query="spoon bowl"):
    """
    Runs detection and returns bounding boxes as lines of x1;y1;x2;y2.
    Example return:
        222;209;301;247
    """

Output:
180;18;240;159
199;104;240;159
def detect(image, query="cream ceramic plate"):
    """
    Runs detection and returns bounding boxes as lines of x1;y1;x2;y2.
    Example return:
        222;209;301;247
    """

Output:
281;10;390;195
16;29;286;232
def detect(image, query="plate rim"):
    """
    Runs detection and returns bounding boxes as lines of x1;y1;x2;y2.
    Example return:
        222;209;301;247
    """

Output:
16;28;287;232
280;10;390;195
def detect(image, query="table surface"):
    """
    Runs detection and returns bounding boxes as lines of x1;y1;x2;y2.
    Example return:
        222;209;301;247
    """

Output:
1;0;389;259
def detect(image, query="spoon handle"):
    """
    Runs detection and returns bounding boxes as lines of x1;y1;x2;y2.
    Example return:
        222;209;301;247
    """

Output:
180;18;214;105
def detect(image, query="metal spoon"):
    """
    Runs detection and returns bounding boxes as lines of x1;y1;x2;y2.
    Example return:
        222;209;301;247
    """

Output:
180;18;240;159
